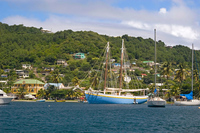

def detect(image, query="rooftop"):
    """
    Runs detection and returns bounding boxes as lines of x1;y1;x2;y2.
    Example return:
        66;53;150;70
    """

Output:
14;79;44;84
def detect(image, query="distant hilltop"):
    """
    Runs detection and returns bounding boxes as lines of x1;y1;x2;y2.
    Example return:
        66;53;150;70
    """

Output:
0;22;199;70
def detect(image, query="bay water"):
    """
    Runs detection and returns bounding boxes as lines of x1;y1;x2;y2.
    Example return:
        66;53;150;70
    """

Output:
1;102;200;133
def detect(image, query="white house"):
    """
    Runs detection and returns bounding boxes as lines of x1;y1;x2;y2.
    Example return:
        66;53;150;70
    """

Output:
22;64;32;69
44;83;65;89
16;70;29;78
57;59;68;66
124;76;131;83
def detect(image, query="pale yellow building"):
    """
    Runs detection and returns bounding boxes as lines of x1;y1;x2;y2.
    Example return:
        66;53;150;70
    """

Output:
11;79;44;96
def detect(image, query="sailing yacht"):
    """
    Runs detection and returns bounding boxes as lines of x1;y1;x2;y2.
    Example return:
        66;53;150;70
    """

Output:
174;44;200;106
147;29;166;107
84;40;148;104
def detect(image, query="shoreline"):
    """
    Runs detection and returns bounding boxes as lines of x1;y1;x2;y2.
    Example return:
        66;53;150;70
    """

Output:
12;100;174;104
12;100;79;102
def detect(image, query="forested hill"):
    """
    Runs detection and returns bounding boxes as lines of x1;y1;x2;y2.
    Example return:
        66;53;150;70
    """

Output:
0;22;199;69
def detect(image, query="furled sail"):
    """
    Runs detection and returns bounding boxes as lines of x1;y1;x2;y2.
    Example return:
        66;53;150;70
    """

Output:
180;91;193;100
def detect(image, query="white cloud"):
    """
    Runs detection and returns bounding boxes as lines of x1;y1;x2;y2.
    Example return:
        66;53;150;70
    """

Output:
2;0;200;49
159;8;167;14
121;21;151;30
155;24;199;40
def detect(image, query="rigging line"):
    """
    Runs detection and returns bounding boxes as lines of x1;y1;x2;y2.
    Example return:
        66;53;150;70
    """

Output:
129;72;136;89
124;49;142;90
194;50;200;79
98;57;106;90
134;74;140;89
79;43;108;86
93;45;108;90
97;44;110;91
123;45;129;89
108;51;114;88
89;44;107;88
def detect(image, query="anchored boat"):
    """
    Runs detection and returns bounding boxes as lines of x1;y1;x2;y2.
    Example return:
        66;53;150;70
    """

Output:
0;90;14;105
83;40;148;104
174;44;200;106
147;29;166;107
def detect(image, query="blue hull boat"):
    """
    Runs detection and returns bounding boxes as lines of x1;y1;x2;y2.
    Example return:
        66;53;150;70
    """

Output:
36;99;45;102
85;91;147;104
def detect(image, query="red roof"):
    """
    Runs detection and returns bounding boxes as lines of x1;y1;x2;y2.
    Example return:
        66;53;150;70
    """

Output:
141;74;147;76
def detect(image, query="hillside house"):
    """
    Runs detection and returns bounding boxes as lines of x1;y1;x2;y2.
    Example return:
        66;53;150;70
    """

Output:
112;63;121;68
1;74;7;78
41;71;50;76
123;62;131;68
124;76;131;83
22;64;32;69
44;67;54;71
112;69;118;73
141;74;147;78
40;29;52;33
136;76;142;80
143;61;154;66
16;70;29;78
110;59;115;62
132;62;136;65
57;59;68;66
11;79;44;96
4;69;11;73
74;53;85;59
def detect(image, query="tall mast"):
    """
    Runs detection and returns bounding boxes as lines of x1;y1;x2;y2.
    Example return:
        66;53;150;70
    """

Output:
119;39;124;89
154;29;157;93
104;42;109;93
192;44;194;92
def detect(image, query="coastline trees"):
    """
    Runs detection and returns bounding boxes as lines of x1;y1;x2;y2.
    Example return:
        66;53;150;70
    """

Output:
175;63;189;93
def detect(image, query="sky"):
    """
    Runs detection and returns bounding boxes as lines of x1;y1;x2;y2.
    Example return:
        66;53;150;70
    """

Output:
0;0;200;49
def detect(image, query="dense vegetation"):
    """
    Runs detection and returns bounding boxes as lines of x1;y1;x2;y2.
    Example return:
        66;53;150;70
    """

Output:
1;22;200;100
1;22;200;68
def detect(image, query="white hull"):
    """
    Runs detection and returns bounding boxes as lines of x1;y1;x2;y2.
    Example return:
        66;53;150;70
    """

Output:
0;97;13;104
174;99;200;106
0;90;14;104
147;97;166;107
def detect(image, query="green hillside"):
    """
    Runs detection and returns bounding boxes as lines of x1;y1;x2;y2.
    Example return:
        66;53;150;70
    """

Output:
0;22;199;69
1;22;200;98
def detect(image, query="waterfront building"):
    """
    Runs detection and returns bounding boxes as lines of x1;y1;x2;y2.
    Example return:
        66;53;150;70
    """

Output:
11;79;44;96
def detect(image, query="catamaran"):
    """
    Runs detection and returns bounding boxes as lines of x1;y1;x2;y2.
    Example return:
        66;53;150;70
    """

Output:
84;40;148;104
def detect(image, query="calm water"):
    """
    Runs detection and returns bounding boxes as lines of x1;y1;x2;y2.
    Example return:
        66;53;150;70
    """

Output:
1;102;200;133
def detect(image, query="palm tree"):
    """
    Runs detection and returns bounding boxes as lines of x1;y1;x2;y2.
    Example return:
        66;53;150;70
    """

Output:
36;89;46;99
175;63;189;92
72;77;80;86
89;71;100;89
193;69;200;98
17;86;26;99
193;69;199;83
161;62;173;80
51;69;62;89
164;80;180;101
170;84;180;97
160;61;173;92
